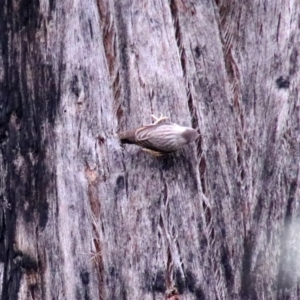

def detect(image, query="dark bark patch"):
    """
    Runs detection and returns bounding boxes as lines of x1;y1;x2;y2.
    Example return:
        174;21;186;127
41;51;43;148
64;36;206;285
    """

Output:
17;0;41;31
175;269;185;294
170;0;187;77
195;286;206;300
38;200;49;230
97;136;105;145
199;235;208;252
221;247;234;289
109;266;116;277
187;251;194;263
194;46;202;58
185;269;196;293
116;105;124;120
160;155;176;171
113;2;131;113
76;285;91;300
285;180;297;220
114;175;125;195
143;269;152;291
289;48;298;75
70;75;81;97
241;233;256;299
0;208;6;262
199;157;206;194
172;269;203;296
153;270;165;293
88;19;93;39
119;284;127;300
1;261;22;300
80;270;90;285
253;196;264;223
143;269;166;293
202;201;211;226
0;1;61;296
13;250;38;272
49;0;56;13
275;76;290;89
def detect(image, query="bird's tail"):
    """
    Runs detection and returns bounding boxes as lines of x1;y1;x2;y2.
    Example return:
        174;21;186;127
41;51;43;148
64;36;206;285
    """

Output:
118;130;136;144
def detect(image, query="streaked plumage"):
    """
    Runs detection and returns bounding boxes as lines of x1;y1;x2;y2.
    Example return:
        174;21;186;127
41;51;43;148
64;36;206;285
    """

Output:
119;115;200;155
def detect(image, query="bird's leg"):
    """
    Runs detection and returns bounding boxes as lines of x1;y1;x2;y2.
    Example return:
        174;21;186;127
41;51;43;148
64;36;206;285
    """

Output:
141;148;165;156
151;114;169;125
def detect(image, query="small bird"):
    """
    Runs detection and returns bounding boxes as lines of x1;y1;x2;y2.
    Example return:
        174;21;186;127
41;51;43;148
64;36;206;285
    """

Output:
119;114;200;155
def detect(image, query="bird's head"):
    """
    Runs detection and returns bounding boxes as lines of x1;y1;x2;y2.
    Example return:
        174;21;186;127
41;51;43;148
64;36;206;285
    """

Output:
181;127;200;143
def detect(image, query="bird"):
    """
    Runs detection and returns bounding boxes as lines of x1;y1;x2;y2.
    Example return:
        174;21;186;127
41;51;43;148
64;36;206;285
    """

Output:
118;114;200;155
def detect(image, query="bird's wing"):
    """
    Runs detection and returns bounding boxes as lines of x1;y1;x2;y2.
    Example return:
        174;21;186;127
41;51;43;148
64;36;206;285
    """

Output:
135;124;175;152
135;125;156;142
135;125;165;151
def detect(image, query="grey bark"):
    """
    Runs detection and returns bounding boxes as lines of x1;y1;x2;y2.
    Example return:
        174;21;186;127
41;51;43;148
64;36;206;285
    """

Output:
1;0;300;299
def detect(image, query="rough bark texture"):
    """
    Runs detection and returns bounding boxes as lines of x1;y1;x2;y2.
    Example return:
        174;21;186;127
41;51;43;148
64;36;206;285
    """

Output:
1;0;300;299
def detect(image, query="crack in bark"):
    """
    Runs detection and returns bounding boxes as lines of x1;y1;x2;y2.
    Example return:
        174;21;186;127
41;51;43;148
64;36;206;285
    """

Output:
169;1;199;128
169;1;206;203
215;1;246;190
96;0;128;131
84;163;105;300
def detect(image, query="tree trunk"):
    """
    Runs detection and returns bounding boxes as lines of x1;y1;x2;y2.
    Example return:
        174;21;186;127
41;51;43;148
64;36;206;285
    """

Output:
1;0;300;299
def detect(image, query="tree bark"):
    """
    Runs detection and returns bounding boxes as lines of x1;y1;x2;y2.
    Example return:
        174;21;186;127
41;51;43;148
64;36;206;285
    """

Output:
1;0;300;299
